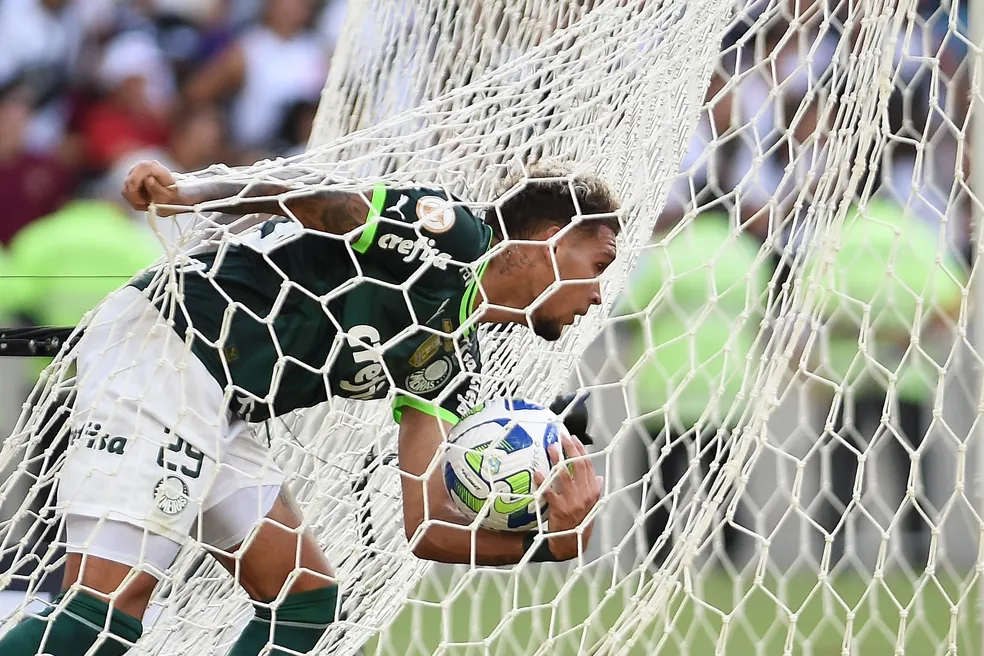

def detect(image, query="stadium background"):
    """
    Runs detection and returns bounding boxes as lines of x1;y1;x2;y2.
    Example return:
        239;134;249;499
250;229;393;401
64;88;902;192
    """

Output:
0;0;979;653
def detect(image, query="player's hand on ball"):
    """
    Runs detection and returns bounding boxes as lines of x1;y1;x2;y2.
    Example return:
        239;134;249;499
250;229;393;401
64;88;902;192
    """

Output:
533;434;602;560
122;160;183;215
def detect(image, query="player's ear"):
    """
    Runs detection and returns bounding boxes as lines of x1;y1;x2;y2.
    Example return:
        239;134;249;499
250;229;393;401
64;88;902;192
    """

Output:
533;224;563;262
536;224;562;242
530;225;562;269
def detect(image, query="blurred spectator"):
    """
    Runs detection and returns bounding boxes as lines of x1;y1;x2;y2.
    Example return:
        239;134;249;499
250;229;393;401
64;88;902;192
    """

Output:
316;0;347;56
615;211;773;567
0;80;75;246
662;74;736;224
274;98;320;156
81;31;174;173
184;0;328;154
151;0;236;85
0;0;83;152
0;0;80;85
732;90;831;246
877;20;967;257
805;196;966;569
101;104;226;190
722;11;843;228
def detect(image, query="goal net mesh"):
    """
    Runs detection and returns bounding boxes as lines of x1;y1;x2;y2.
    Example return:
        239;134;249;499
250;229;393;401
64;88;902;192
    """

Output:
0;0;980;654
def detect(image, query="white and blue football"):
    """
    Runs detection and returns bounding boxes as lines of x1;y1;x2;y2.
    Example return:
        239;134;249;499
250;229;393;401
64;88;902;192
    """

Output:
443;398;564;531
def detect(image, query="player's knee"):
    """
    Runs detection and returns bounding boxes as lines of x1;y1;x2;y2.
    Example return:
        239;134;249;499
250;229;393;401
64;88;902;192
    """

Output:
68;552;159;620
65;516;182;619
217;490;334;601
233;528;334;600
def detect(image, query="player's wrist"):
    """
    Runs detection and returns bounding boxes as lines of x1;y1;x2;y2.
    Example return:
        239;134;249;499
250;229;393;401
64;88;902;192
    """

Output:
523;532;562;562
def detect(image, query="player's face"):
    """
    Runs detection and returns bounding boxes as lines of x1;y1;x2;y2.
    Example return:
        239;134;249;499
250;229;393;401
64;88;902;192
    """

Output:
530;225;617;341
267;0;314;30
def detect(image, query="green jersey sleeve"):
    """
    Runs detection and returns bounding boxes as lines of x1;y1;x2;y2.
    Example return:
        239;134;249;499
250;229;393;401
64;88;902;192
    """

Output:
352;185;492;275
391;336;483;428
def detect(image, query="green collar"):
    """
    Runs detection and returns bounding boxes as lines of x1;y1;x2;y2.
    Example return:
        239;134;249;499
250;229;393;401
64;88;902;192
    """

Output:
458;226;495;336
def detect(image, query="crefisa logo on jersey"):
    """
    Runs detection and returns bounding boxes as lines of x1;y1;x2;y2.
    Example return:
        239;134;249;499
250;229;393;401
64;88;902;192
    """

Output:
454;350;482;418
153;475;189;516
406;356;454;394
340;325;389;400
73;421;129;455
377;233;452;270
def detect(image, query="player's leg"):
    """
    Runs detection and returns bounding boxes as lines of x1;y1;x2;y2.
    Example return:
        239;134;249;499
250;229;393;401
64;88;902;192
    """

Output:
821;393;858;567
0;477;187;655
0;285;234;655
193;436;337;656
696;426;746;565
58;547;160;619
213;491;338;656
209;488;335;599
0;552;150;656
822;391;879;567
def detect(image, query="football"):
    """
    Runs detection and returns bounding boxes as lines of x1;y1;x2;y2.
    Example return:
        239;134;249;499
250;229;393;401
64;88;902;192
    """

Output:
443;398;564;531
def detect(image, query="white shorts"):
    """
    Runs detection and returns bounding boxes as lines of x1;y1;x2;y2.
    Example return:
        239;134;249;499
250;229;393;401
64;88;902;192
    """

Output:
58;286;285;568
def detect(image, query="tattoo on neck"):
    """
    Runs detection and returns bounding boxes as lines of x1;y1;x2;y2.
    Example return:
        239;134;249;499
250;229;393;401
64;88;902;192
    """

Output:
498;247;532;273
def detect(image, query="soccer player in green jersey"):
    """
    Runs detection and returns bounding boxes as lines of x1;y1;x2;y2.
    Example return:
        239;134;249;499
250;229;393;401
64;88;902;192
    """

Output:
0;160;619;655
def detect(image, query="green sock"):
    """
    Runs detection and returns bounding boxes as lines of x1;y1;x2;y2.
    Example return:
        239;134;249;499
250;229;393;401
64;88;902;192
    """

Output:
229;585;338;656
0;590;143;656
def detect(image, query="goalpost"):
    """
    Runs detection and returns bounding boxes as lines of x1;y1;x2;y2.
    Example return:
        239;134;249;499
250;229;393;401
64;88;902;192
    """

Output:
0;0;981;655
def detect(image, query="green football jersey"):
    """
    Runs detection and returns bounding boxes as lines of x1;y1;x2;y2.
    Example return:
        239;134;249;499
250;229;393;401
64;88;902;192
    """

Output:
134;185;493;425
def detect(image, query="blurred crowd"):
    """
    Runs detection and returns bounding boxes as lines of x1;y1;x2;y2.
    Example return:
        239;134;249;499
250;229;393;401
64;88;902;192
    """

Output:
666;0;971;257
620;0;973;571
0;0;345;249
0;0;969;320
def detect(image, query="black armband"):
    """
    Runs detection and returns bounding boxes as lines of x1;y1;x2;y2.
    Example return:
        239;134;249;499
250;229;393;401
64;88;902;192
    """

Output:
522;532;559;563
550;393;593;445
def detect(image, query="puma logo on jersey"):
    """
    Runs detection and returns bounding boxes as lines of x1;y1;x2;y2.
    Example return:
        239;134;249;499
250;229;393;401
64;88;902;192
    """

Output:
377;234;452;270
425;298;451;325
233;393;257;420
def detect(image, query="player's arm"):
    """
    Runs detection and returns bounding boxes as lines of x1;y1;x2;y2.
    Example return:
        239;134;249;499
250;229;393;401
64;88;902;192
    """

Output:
121;160;372;236
397;406;602;565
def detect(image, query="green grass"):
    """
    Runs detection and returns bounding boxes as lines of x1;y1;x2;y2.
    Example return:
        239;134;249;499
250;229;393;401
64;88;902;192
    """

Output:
365;566;982;655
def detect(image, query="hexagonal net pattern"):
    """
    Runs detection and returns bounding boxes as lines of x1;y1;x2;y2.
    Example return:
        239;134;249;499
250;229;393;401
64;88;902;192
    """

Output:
0;1;979;655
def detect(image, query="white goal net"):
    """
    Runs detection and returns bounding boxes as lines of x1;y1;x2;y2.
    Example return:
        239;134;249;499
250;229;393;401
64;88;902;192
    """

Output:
1;0;982;654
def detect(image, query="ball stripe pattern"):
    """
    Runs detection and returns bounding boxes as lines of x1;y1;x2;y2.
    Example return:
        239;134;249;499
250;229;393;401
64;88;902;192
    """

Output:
442;399;564;531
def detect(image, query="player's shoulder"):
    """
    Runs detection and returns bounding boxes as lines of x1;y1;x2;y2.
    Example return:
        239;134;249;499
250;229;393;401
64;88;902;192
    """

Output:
377;185;491;255
393;185;461;202
382;185;477;223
